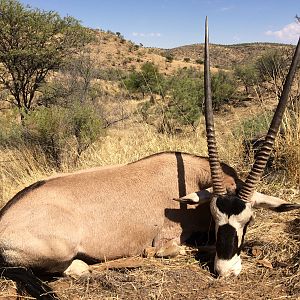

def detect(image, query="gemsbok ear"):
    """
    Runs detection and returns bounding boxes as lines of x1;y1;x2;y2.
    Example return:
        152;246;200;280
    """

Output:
173;189;213;205
251;191;300;212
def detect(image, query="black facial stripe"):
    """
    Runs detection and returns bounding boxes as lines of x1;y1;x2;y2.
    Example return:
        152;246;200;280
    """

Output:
216;195;246;217
216;221;251;259
216;224;238;259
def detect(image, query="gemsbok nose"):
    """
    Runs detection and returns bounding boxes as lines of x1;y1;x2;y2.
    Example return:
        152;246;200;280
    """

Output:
214;255;242;277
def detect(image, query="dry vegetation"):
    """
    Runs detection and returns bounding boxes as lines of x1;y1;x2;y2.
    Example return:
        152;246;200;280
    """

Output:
0;30;299;299
167;43;295;69
1;107;299;299
87;30;201;76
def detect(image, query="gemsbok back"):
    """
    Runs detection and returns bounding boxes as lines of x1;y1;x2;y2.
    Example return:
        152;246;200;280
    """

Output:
0;19;299;299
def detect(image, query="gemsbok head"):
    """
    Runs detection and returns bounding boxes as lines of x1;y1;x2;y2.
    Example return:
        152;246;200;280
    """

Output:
177;17;300;277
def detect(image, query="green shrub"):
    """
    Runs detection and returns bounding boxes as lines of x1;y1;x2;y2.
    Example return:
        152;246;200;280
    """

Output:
195;59;203;64
234;64;258;94
164;53;174;63
139;67;203;133
0;110;23;146
70;102;103;158
211;71;237;110
255;50;287;84
23;106;69;167
167;68;203;126
23;103;103;168
234;111;273;139
139;67;238;133
124;62;166;98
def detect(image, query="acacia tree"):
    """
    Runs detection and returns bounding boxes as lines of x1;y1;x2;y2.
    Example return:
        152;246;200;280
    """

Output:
234;64;258;94
39;51;100;107
0;0;93;118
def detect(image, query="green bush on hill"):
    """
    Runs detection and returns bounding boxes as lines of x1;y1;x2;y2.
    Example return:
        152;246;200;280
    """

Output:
124;62;166;98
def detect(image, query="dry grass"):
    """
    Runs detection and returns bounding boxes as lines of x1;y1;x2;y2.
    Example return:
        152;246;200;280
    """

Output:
87;30;294;75
0;105;299;299
87;30;203;76
275;109;300;186
1;224;299;299
0;118;211;203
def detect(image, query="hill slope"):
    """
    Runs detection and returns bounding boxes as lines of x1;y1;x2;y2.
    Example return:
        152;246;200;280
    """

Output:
163;43;295;69
88;30;295;73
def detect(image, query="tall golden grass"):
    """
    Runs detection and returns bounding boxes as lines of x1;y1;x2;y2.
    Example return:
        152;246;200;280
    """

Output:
0;122;208;204
275;107;300;186
1;104;298;205
0;101;299;299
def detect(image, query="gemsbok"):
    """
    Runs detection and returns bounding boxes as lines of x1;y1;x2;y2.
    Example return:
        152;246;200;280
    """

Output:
0;19;299;299
175;17;300;277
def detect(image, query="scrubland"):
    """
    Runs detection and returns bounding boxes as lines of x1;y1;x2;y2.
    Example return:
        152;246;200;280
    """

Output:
1;103;299;299
0;26;299;299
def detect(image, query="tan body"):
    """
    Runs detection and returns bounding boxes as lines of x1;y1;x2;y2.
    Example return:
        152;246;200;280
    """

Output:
0;152;239;273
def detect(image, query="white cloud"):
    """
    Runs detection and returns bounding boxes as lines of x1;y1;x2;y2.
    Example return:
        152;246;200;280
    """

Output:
132;32;162;38
265;22;300;43
220;6;234;11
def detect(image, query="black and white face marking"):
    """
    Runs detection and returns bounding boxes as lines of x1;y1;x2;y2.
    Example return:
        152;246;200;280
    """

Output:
210;194;253;276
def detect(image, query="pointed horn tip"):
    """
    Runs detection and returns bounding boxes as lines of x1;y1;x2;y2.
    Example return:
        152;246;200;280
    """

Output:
205;17;209;31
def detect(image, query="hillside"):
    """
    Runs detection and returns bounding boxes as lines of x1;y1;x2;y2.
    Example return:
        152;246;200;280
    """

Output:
87;30;201;75
164;43;295;69
87;30;295;73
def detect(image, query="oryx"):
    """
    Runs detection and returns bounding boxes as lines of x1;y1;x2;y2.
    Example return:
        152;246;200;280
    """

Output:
0;19;299;299
176;18;300;276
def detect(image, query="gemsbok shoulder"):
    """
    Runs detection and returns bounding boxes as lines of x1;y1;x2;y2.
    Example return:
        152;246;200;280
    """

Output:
0;18;299;299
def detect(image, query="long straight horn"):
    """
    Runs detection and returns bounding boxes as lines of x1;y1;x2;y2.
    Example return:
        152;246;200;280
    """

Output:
204;17;226;195
239;37;300;202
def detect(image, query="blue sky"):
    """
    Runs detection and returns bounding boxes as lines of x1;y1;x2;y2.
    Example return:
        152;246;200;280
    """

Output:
19;0;300;48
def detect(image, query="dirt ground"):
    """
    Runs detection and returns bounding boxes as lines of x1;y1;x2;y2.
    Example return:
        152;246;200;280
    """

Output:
0;210;299;300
